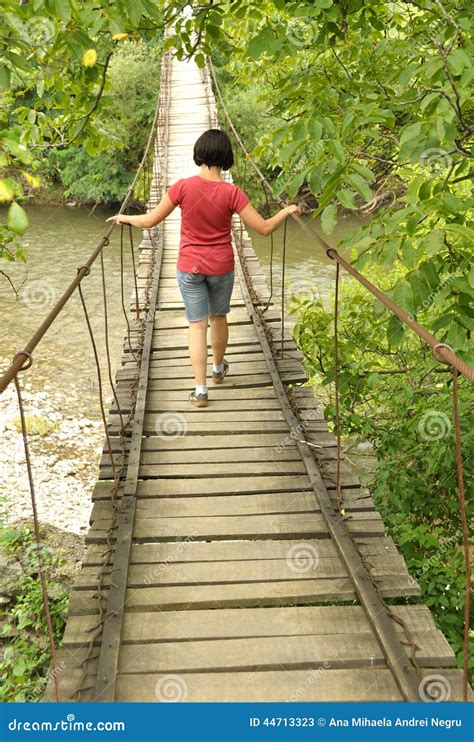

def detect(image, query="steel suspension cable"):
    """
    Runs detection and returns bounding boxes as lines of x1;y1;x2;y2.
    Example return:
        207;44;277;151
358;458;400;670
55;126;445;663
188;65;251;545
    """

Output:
334;262;342;507
433;343;471;703
13;361;61;702
99;249;125;437
280;218;287;357
119;225;139;364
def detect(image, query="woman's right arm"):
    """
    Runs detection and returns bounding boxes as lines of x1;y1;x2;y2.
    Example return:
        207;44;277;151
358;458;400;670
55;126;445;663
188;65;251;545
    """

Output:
238;202;302;236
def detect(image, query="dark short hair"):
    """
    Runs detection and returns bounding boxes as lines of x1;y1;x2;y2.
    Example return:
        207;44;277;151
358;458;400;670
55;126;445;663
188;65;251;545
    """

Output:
193;129;234;170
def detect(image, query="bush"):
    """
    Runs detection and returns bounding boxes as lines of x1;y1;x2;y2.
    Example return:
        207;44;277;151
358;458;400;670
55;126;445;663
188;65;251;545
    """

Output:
0;522;78;702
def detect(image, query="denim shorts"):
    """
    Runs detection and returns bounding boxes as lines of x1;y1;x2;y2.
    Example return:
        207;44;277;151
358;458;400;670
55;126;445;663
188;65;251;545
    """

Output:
176;269;235;322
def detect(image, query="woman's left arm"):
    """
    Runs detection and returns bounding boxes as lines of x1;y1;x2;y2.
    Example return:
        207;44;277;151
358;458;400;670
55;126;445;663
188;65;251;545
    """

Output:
106;193;176;228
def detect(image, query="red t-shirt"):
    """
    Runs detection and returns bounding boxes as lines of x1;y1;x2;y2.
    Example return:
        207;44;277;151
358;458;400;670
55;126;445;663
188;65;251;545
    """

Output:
167;175;249;275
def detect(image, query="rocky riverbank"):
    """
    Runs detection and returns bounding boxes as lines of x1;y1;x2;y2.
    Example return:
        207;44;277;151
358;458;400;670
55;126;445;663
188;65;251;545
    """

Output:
0;376;104;535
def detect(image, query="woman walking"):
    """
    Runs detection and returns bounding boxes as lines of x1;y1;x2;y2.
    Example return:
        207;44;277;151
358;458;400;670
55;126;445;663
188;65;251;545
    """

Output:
108;129;301;407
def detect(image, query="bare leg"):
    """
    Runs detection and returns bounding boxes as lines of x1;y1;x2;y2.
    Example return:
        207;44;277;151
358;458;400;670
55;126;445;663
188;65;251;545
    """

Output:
209;314;228;366
188;317;208;386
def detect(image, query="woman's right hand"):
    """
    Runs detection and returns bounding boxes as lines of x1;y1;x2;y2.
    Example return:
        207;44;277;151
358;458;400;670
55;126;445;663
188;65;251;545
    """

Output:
106;214;129;224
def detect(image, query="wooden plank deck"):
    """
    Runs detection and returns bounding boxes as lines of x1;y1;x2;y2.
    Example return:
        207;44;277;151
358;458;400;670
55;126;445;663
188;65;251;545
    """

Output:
43;51;468;703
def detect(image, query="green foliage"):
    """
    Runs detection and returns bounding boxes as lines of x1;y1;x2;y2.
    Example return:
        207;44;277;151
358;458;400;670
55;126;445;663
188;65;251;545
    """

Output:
0;0;174;257
200;0;473;357
290;275;473;673
47;39;162;205
213;76;278;209
0;525;68;702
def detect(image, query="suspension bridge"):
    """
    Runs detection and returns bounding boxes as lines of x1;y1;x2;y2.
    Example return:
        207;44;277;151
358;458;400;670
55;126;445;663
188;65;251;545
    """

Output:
1;48;471;704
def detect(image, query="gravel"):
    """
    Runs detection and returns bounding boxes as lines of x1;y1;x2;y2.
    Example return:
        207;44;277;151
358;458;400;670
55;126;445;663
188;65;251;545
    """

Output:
0;379;104;535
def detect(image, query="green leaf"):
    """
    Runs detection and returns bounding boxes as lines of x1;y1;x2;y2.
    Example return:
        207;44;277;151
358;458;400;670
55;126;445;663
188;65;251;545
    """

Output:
420;230;444;257
286;171;306;198
8;201;29;235
400;121;422;145
409;271;432;312
392;280;415;315
0;63;10;89
419;260;440;291
194;53;205;68
346;173;372;201
443;223;474;241
247;28;274;59
447;48;470;75
337;188;357;209
321;203;338;235
352;163;375;181
308;166;322;195
128;0;142;26
3;139;32;164
387;315;405;348
307;119;322;142
328;139;345;164
468;266;474;290
206;24;221;40
341;111;354;136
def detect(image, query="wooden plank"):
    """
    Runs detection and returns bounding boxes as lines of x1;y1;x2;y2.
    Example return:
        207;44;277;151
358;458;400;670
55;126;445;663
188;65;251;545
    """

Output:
92;475;313;501
68;579;359;612
61;603;449;644
140;447;301;463
43;666;471;703
115;632;452;675
101;462;308;479
74;557;417;593
83;536;401;566
91;492;321;520
88;512;386;542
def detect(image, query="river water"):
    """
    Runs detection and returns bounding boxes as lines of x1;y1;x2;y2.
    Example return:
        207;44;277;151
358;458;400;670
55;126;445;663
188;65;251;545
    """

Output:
0;205;137;418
